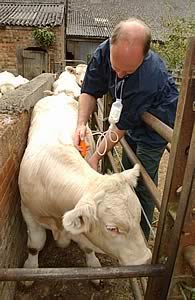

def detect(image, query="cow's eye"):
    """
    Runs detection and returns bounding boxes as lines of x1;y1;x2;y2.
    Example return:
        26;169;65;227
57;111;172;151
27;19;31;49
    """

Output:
105;225;120;234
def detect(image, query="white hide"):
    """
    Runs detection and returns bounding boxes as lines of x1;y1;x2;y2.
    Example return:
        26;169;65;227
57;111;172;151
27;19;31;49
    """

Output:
75;64;87;86
13;75;29;88
0;71;15;83
0;71;29;95
63;64;87;87
52;69;81;99
18;93;151;284
0;83;15;94
0;71;15;93
45;64;87;99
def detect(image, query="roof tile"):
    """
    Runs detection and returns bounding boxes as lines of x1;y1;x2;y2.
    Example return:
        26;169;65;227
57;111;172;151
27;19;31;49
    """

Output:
67;0;195;40
0;3;64;27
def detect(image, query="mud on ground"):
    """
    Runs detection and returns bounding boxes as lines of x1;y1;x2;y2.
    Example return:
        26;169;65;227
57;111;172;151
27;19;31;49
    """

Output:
15;236;134;300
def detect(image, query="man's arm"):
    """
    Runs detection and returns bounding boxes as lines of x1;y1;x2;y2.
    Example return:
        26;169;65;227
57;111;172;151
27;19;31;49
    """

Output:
77;93;97;127
74;93;97;148
88;126;125;170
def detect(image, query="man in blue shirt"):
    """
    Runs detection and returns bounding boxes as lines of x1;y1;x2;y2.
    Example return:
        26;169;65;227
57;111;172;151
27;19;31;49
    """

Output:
74;18;178;239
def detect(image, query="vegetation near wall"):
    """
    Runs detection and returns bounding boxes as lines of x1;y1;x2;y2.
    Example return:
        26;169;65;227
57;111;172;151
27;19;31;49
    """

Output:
32;27;55;48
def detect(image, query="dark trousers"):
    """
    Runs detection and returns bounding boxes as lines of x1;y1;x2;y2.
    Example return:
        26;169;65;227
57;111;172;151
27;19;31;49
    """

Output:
122;134;166;240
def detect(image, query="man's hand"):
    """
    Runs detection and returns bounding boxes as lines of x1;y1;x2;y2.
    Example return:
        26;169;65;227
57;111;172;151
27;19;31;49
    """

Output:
74;124;87;151
74;93;97;151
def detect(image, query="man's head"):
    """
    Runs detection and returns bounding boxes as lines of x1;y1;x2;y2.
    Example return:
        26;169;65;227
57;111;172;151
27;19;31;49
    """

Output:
110;18;151;78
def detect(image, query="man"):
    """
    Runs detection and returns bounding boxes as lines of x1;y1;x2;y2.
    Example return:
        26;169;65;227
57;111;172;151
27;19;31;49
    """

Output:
74;18;178;239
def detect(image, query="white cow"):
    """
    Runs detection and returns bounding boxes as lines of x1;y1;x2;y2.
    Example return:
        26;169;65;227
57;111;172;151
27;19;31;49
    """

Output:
52;66;81;98
13;75;29;88
75;64;87;86
62;64;87;87
0;71;29;95
44;64;87;99
0;71;15;94
18;93;151;285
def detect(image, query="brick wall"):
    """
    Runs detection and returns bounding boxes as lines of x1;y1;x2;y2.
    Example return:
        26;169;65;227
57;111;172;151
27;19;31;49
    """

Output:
0;23;65;75
0;112;30;300
50;23;66;73
0;73;55;300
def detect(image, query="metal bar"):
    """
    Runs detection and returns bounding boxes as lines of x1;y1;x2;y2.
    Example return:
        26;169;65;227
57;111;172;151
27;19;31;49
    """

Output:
107;151;119;173
0;265;166;282
141;112;173;143
94;110;114;173
120;138;161;211
166;143;171;152
64;59;87;64
130;278;144;300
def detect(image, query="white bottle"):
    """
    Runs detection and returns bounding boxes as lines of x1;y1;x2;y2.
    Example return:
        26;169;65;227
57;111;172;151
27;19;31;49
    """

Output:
108;99;123;125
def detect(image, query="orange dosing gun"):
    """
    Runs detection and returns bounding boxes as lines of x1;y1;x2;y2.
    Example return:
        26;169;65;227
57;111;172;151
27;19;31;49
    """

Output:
79;140;87;158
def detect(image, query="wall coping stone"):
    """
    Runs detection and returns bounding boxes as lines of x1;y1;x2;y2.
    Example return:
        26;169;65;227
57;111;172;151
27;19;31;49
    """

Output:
0;73;55;114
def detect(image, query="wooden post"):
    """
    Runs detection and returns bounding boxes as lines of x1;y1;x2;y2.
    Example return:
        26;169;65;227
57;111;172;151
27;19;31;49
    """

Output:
145;37;195;299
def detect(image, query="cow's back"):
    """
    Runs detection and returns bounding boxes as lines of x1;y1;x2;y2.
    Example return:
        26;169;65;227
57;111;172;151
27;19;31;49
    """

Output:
18;94;95;221
28;94;78;146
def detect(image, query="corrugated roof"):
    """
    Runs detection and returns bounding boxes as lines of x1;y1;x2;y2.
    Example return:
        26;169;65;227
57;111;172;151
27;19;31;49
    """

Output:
67;0;195;40
0;3;64;27
67;11;113;38
1;0;64;3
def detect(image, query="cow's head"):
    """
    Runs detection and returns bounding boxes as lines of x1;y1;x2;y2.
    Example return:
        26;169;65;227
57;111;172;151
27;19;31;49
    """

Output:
75;64;87;86
63;164;152;265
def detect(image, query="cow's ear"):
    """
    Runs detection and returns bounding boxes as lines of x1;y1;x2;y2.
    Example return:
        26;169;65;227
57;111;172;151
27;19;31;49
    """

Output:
62;203;96;235
121;164;140;187
65;66;76;75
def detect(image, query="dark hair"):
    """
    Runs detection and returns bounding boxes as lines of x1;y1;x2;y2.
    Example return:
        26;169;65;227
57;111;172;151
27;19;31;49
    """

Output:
111;18;151;55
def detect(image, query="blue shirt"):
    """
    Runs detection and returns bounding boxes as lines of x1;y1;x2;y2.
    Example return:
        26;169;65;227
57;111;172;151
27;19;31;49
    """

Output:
81;39;179;147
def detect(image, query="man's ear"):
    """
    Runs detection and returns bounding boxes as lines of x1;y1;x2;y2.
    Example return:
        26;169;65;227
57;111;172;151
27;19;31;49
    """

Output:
121;163;140;187
62;203;96;235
